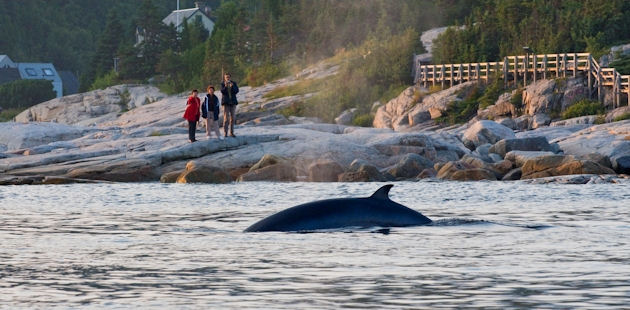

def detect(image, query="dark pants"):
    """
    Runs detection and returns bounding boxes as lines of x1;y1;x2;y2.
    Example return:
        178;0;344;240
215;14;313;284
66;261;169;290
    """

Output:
223;105;236;136
188;120;197;141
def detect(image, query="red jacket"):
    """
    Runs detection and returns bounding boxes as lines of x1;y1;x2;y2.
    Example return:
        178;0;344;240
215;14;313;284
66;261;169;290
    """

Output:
183;96;200;122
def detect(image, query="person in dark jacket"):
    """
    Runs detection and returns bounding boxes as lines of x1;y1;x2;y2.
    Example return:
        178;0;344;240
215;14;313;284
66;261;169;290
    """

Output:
220;73;239;137
201;85;223;140
183;89;201;142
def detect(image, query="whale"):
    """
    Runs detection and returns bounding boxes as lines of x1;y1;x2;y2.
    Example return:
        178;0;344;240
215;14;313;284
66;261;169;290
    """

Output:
244;184;432;232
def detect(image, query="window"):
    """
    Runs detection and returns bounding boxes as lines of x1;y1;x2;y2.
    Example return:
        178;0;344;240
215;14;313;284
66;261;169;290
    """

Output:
25;68;37;76
42;68;54;76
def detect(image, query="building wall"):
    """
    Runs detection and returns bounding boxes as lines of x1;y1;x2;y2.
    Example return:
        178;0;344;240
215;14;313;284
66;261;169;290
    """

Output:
17;63;63;98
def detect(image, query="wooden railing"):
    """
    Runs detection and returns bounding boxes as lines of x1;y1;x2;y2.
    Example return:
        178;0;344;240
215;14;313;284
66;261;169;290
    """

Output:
415;53;630;109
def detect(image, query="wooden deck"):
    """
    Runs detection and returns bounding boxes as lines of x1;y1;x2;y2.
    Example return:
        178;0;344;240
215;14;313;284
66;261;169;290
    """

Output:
415;53;629;109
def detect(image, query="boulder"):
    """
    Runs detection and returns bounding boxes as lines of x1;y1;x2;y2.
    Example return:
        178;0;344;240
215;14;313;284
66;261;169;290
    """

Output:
386;153;434;179
462;120;516;150
238;163;297;182
523;79;558;115
0;122;89;151
613;156;630;174
489;136;554;158
605;106;630;123
417;168;437;179
249;154;289;171
559;77;589;111
521;154;615;179
502;168;522;181
579;153;612;169
505;151;556;167
176;164;232;184
334;108;357;125
514;115;532;131
496;117;517;130
307;160;345;182
554;160;615;176
531;113;551;129
477;92;517;119
65;158;159;182
160;171;181;183
521;154;569;178
436;160;497;181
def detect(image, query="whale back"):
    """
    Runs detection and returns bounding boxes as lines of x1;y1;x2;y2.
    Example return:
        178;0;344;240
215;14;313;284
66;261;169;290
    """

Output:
244;185;432;232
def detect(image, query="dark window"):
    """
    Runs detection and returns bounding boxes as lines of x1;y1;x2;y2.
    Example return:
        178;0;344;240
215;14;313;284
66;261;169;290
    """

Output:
42;68;54;76
25;68;37;76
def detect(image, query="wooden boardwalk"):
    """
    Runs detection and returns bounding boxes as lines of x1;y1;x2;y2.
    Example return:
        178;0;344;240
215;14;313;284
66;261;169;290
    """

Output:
415;53;629;109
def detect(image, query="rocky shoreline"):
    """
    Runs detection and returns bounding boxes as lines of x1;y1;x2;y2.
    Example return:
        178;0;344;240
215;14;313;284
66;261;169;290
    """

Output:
2;64;630;185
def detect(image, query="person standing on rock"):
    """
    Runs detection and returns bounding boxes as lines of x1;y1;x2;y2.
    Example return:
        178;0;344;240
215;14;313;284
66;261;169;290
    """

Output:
202;85;223;140
220;73;239;137
183;89;201;143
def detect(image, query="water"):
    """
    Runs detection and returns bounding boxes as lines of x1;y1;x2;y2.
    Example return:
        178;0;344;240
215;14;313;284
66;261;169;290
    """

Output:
1;181;629;309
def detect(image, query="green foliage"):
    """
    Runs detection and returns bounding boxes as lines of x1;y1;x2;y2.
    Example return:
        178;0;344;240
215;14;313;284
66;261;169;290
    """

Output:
478;76;504;109
0;108;23;122
432;0;630;64
613;112;630;122
263;78;328;100
562;99;604;119
352;114;374;127
277;101;306;118
90;71;121;91
436;87;483;125
610;54;630;75
0;79;56;110
510;88;524;114
244;63;286;87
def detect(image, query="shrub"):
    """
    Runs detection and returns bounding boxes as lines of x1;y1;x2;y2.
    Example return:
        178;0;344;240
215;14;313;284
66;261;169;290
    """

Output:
562;99;604;119
0;108;24;122
352;114;374;127
478;77;504;109
436;87;482;125
0;79;56;110
277;101;306;118
244;63;285;87
90;70;120;90
613;112;630;122
510;88;524;114
609;54;630;75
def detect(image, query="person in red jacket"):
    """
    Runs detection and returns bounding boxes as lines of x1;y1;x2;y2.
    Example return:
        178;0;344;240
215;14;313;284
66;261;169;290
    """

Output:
183;89;201;142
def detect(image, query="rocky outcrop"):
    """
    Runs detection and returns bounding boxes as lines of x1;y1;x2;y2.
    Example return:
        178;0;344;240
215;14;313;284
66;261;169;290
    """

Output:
489;136;555;158
605;106;630;122
175;161;232;184
521;154;615;179
505;151;556;167
237;154;297;182
0;122;90;151
436;161;497;181
308;160;345;182
477;92;517;119
386;153;433;179
334;108;357;125
462;120;516;150
338;159;389;182
15;85;166;125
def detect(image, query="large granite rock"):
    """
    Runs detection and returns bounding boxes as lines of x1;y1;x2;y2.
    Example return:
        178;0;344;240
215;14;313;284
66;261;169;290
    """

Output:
505;151;556;167
489;136;554;158
462;120;516;150
176;161;232;184
237;154;297;182
307;160;345;182
15;85;166;125
386;153;434;179
521;154;615;179
436;161;497;181
477;92;517;119
0;122;89;151
334;108;357;125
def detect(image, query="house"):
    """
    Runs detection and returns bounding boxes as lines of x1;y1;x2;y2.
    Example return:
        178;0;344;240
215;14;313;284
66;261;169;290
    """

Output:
0;55;64;98
136;2;215;45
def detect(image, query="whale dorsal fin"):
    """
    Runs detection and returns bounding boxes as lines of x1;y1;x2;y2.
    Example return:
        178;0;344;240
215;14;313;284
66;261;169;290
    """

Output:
370;184;394;200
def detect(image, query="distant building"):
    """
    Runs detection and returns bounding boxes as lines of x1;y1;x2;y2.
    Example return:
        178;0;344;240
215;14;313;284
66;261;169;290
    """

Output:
136;2;215;45
58;71;80;95
0;55;66;98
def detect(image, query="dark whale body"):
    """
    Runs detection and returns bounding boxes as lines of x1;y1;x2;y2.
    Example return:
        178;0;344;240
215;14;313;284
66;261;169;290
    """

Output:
244;185;432;232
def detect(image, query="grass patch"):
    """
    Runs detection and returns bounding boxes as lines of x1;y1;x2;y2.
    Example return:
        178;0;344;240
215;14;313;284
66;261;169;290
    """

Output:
562;99;604;119
610;54;630;75
149;130;166;137
0;108;24;122
613;112;630;122
263;78;328;100
478;77;504;109
352;114;374;127
277;101;306;118
435;87;483;125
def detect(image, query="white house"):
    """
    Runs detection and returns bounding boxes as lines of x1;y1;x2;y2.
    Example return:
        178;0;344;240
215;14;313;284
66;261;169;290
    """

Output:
0;55;64;98
136;2;215;45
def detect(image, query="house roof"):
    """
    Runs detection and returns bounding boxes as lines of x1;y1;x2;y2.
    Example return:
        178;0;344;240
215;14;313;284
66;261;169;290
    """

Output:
162;8;213;27
58;71;79;95
17;63;61;82
0;67;21;85
0;55;16;68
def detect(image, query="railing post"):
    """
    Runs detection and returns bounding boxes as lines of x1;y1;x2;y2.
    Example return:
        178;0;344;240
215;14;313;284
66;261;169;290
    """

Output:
450;64;454;87
459;64;463;85
503;57;508;88
485;63;490;82
476;63;480;82
555;54;560;78
587;54;593;98
573;53;578;77
432;64;437;87
616;73;621;109
441;65;445;89
543;55;548;80
514;56;519;87
563;53;568;77
597;66;602;103
423;66;428;88
524;55;528;86
532;54;538;83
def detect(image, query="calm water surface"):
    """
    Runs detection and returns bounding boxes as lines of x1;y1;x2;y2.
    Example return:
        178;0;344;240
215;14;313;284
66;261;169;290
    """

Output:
1;181;629;309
